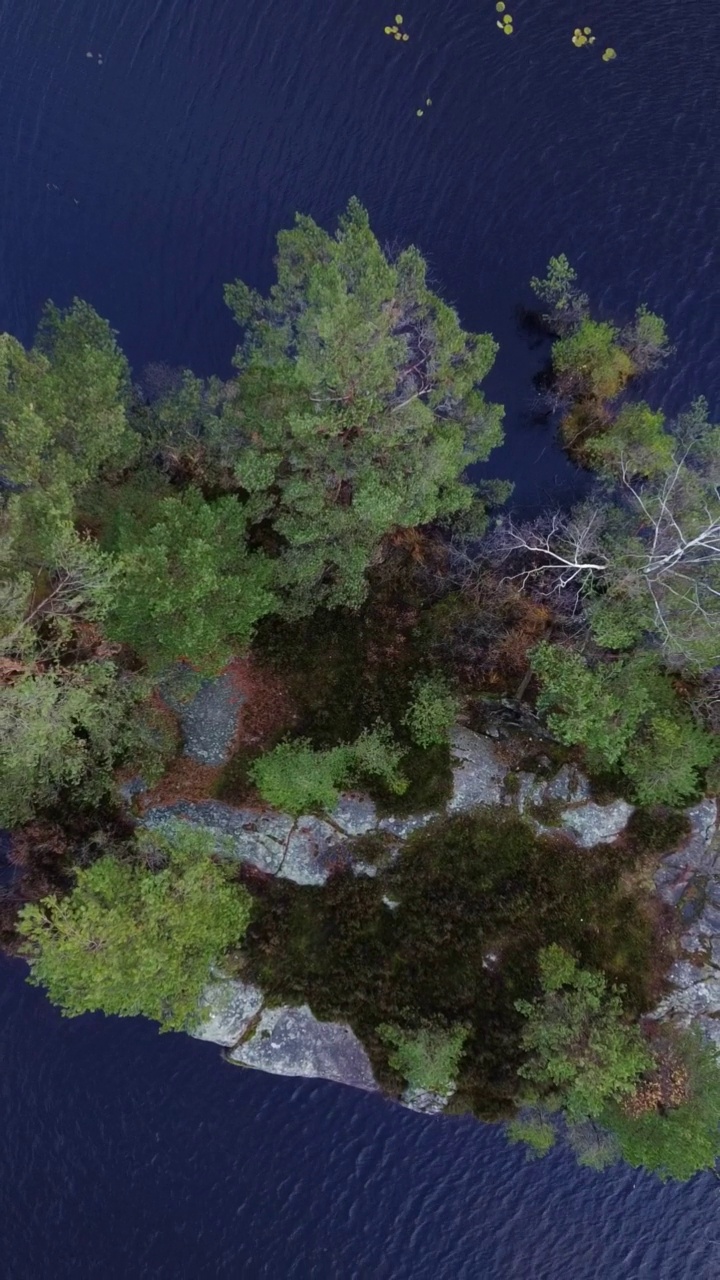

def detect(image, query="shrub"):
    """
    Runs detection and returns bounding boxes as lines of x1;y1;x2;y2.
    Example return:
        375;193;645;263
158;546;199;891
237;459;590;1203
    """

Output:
250;739;350;815
350;723;408;794
402;675;459;749
17;823;252;1030
250;724;407;815
377;1021;468;1094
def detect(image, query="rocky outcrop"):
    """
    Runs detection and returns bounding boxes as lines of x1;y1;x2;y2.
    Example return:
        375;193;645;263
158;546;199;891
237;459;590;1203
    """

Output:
159;664;245;766
558;799;635;848
192;977;264;1046
228;1004;379;1091
140;724;640;891
651;800;720;1049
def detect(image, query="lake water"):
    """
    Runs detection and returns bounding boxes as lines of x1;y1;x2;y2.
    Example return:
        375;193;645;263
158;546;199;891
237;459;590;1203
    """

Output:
1;0;720;1274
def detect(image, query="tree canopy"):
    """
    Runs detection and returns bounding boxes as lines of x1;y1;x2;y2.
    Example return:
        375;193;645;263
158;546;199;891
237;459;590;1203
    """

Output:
220;198;503;610
18;823;252;1031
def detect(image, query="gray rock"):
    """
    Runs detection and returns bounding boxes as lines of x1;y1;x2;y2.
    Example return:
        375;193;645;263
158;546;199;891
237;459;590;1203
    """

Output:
161;664;245;766
662;799;718;873
560;799;635;848
331;795;378;836
543;764;591;806
400;1085;453;1115
229;1005;378;1091
447;727;508;813
141;802;342;885
192;978;264;1047
378;811;438;839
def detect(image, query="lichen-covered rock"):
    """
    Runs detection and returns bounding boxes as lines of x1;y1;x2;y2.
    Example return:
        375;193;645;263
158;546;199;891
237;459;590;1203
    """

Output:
228;1004;379;1091
330;795;379;836
658;799;718;876
192;978;264;1047
378;812;438;839
160;664;245;766
560;799;634;848
141;801;344;885
447;726;508;813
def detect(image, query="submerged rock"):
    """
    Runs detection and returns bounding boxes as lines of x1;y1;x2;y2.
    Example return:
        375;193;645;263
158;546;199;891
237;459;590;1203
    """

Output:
228;1004;379;1091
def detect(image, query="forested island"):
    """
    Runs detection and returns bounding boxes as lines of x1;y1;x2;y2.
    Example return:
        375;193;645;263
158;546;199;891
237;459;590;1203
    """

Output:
2;201;720;1182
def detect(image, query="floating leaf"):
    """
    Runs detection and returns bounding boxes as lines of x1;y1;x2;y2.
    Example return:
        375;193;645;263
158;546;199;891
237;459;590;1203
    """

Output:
496;1;506;10
426;97;432;105
402;32;409;40
602;47;617;60
504;24;513;34
417;109;424;116
503;14;513;24
583;26;592;34
395;12;403;21
394;31;402;39
589;35;596;43
497;20;504;27
384;25;392;33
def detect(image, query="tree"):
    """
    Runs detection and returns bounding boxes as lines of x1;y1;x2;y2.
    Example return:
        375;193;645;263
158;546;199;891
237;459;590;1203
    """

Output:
0;661;150;827
487;399;720;667
530;254;589;332
18;822;252;1031
0;300;136;496
105;487;276;672
219;198;503;611
531;645;715;804
377;1021;468;1094
515;946;651;1123
620;305;672;372
552;319;634;402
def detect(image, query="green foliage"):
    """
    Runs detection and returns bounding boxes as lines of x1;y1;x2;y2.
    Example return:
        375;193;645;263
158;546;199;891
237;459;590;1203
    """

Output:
18;823;252;1030
377;1021;468;1094
585;402;674;479
349;723;408;795
603;1032;720;1181
250;738;350;815
506;1109;558;1157
531;644;715;805
221;198;503;611
553;319;634;401
0;661;146;826
105;487;276;672
530;255;588;328
244;810;664;1111
515;946;651;1123
402;675;459;748
250;724;407;815
621;305;672;372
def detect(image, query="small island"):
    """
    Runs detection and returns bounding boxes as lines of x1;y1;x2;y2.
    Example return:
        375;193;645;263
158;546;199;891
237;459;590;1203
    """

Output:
2;203;720;1182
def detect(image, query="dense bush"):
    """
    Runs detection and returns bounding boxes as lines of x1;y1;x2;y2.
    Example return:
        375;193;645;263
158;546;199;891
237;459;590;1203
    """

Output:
402;675;459;748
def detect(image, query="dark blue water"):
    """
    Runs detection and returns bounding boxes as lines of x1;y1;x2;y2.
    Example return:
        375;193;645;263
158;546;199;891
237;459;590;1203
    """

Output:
2;0;720;1273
